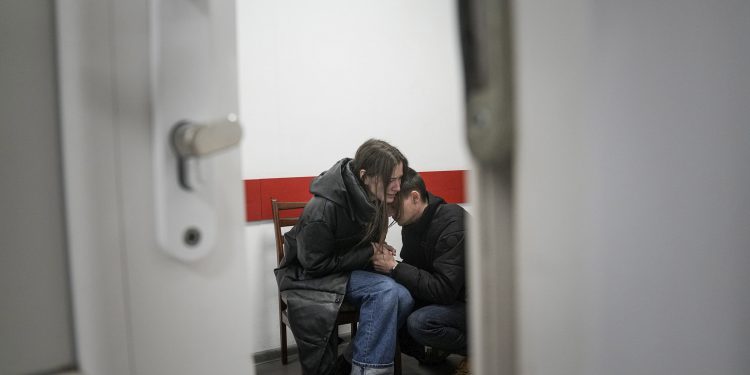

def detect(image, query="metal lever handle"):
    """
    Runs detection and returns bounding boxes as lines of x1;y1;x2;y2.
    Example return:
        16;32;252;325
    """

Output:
170;116;242;190
172;117;242;158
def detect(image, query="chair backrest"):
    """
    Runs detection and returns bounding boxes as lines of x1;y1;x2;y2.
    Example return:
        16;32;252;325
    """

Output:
271;199;308;265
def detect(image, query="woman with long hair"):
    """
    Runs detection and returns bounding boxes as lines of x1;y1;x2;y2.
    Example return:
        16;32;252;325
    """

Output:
275;139;413;375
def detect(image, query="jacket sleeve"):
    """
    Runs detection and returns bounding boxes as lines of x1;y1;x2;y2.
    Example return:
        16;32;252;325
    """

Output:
296;219;372;278
391;229;465;305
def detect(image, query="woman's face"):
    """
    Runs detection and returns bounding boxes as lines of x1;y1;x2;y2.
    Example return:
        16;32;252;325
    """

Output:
363;162;403;204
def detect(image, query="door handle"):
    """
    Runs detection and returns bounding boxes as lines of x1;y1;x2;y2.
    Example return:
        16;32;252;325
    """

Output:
172;117;242;158
154;114;243;261
171;116;242;190
150;0;242;263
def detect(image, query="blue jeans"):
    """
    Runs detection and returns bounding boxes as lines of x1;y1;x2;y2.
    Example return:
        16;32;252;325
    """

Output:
345;270;414;372
407;303;467;356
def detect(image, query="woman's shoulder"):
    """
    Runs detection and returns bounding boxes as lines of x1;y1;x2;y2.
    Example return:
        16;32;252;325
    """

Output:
303;196;341;222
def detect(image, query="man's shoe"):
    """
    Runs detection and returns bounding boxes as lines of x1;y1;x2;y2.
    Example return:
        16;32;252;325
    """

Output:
422;346;450;366
397;331;450;366
400;342;449;366
453;357;470;375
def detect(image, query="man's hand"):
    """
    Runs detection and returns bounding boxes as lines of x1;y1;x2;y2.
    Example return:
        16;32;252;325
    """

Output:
370;242;396;256
371;242;398;274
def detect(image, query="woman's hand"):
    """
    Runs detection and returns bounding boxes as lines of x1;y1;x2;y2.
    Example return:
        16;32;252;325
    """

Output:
371;242;397;256
371;242;398;273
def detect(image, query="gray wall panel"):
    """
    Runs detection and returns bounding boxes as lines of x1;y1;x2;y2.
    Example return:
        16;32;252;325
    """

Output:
0;1;75;373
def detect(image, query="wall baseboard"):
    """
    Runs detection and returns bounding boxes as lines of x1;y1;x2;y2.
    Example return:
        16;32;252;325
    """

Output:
253;345;299;365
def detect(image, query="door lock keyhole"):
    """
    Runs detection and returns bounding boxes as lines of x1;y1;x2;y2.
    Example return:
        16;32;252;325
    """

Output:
183;227;201;247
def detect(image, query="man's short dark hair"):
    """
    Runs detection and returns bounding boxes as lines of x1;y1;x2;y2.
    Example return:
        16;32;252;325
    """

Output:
400;167;428;203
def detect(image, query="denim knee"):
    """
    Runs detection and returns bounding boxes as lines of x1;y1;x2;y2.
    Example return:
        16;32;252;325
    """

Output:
395;282;413;303
395;284;414;320
407;308;432;339
374;278;412;307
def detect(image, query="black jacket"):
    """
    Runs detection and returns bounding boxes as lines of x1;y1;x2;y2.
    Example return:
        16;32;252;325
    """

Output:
391;193;467;305
275;158;375;374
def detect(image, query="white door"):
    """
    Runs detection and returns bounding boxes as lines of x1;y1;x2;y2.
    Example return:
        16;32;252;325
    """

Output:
57;0;254;374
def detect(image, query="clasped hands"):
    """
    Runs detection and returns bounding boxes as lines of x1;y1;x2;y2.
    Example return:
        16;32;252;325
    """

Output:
371;242;398;274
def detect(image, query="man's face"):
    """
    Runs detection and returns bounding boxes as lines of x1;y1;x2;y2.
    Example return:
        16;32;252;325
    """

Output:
364;162;403;204
395;190;421;226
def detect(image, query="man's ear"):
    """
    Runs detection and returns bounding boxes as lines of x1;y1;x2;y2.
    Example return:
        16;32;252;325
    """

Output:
359;169;366;180
411;190;421;203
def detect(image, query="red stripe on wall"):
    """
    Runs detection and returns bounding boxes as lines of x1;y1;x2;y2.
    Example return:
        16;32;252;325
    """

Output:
420;170;466;205
244;170;466;222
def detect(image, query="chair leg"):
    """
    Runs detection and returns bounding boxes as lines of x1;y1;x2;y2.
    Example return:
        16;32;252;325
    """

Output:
394;340;402;375
280;322;288;365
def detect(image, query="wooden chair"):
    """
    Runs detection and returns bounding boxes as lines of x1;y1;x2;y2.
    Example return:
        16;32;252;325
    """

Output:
271;199;359;365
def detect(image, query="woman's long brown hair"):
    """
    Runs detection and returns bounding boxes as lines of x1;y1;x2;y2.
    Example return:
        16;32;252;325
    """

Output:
350;139;408;245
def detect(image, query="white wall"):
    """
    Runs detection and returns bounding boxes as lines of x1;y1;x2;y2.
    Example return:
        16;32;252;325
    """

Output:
237;0;469;178
517;0;750;374
237;0;470;352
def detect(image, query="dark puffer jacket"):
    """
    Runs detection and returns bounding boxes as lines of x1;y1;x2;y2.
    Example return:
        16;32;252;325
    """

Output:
391;193;467;305
275;158;376;374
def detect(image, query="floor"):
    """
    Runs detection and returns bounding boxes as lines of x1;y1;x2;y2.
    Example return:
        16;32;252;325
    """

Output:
255;352;464;375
